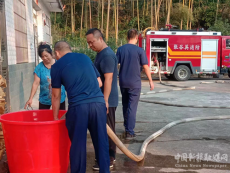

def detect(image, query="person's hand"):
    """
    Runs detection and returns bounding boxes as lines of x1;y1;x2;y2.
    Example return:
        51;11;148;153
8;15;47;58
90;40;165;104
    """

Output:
24;99;32;109
54;117;59;121
105;101;109;114
149;81;154;91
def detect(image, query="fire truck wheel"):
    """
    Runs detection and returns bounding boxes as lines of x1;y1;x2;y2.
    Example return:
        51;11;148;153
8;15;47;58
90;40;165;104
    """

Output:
173;65;191;81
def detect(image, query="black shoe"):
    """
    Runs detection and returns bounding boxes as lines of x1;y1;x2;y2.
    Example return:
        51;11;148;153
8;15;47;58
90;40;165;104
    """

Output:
92;163;100;171
92;158;114;171
125;132;136;140
109;157;115;169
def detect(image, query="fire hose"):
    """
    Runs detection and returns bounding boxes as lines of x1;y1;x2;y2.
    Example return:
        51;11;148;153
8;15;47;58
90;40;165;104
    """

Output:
139;61;230;109
59;113;230;162
106;61;230;162
106;115;230;162
61;62;230;162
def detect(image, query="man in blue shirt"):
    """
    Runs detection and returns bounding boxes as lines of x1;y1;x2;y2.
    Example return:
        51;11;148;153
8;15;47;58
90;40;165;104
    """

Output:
86;28;118;170
51;41;110;173
116;29;154;140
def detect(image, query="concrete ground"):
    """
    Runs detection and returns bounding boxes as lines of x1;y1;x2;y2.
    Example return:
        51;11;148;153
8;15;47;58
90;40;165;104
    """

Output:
1;76;230;173
88;76;230;173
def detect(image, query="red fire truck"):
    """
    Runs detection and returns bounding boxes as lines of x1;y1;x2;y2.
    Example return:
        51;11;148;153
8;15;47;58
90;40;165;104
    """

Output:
138;26;230;81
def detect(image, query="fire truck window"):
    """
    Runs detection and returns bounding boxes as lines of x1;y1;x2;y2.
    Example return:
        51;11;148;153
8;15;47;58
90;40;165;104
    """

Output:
226;39;230;49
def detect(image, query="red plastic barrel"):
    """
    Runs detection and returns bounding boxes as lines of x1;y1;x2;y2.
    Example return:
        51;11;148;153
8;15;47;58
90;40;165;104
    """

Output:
0;110;71;173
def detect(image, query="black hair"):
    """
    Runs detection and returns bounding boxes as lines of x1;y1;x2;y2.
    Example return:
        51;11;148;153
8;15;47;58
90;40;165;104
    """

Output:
38;42;52;57
86;28;104;40
127;29;138;40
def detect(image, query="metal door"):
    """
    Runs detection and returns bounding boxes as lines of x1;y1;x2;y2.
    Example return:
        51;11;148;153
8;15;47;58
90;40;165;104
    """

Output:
201;40;218;72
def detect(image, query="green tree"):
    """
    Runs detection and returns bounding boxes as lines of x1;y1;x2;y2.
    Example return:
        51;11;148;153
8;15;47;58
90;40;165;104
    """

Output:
209;19;230;36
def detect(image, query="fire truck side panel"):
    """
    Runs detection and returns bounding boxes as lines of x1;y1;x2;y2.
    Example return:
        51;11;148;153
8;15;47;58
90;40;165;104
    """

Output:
145;35;151;67
145;34;222;74
221;36;230;73
138;34;143;49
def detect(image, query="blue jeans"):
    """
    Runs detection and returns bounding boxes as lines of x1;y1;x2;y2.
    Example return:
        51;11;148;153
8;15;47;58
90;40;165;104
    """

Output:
120;88;141;135
66;102;110;173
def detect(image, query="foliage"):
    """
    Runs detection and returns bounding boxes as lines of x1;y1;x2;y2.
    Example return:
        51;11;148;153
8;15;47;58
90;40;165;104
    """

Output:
50;0;230;62
209;19;230;36
77;48;97;62
170;3;193;29
56;35;127;62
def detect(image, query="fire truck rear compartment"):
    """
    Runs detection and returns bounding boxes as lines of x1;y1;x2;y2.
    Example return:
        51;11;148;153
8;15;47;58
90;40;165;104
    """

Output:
150;40;167;72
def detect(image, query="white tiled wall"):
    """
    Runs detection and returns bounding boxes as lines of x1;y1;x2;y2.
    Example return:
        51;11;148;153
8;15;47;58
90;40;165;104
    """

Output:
5;0;16;65
25;0;35;63
5;0;35;65
5;0;52;65
36;0;51;44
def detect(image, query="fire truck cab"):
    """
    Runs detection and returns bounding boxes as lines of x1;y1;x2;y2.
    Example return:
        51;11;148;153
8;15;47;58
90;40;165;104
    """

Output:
138;27;230;81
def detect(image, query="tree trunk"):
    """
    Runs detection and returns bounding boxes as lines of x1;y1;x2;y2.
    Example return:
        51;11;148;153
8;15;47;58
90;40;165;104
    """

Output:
131;0;132;17
98;0;101;28
89;0;92;28
180;0;184;29
71;0;74;35
186;0;190;30
74;0;76;31
146;0;149;16
137;0;140;30
157;0;160;22
113;2;115;27
80;0;84;37
132;0;134;18
114;0;117;37
101;0;104;32
155;0;157;29
156;0;162;28
65;14;68;37
84;1;88;29
190;0;193;29
143;0;146;16
166;0;167;14
215;0;219;23
106;0;111;41
151;0;153;27
166;0;172;25
54;12;56;25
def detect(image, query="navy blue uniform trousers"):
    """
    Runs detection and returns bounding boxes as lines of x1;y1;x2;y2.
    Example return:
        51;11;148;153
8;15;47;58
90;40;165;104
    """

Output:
120;88;141;135
65;102;110;173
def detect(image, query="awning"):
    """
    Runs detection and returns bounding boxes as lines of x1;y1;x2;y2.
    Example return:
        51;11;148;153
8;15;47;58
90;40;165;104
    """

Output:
41;0;64;12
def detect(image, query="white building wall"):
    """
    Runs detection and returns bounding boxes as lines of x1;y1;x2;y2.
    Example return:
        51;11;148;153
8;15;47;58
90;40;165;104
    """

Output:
5;0;35;65
26;0;35;63
5;0;16;65
5;0;54;65
36;0;51;44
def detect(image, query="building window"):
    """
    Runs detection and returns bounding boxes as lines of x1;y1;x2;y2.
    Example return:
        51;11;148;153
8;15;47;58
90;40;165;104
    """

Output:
226;39;230;49
14;0;28;63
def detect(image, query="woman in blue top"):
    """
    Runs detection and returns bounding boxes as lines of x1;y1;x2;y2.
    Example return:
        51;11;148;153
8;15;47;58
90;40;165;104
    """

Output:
24;43;66;110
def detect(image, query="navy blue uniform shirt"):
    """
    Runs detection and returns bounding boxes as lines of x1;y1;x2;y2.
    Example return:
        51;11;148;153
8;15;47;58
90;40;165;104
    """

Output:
94;47;118;107
51;52;105;108
116;44;148;88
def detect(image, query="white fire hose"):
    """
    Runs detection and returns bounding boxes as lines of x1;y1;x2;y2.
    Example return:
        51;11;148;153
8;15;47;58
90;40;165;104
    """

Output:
61;61;230;162
106;61;230;162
